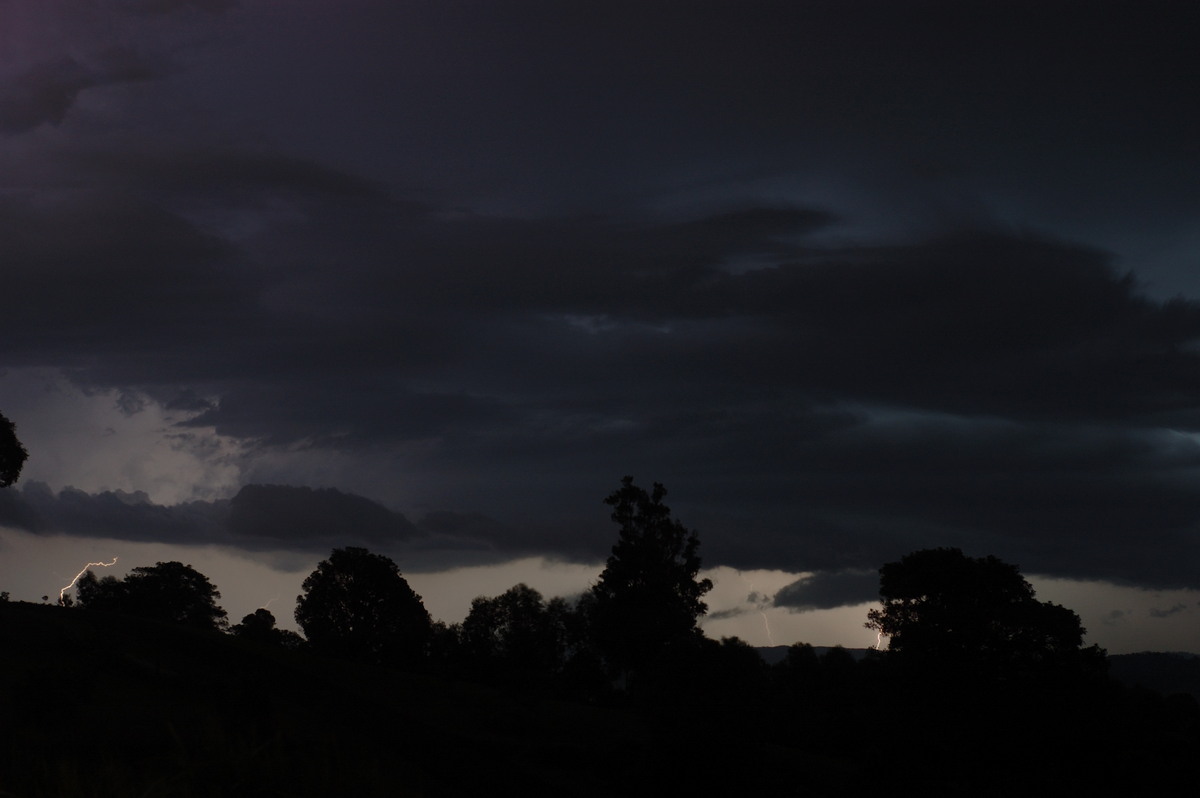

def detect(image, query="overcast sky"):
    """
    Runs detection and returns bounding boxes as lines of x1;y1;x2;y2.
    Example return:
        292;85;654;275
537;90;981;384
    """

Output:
2;1;1199;654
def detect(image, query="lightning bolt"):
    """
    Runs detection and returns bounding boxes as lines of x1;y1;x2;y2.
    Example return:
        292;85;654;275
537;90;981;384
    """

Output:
59;557;119;603
737;570;777;646
261;595;279;610
760;605;776;645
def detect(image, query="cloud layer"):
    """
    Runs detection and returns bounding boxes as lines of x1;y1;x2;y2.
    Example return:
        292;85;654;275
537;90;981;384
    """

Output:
2;2;1199;603
0;482;558;572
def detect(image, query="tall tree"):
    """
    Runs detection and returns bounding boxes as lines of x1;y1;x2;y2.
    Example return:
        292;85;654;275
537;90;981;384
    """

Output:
0;411;29;487
588;476;713;680
75;561;228;632
295;546;431;668
866;547;1105;679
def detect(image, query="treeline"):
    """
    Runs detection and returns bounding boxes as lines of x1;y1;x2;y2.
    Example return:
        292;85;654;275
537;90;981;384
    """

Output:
52;477;730;701
6;476;1200;793
53;478;1109;692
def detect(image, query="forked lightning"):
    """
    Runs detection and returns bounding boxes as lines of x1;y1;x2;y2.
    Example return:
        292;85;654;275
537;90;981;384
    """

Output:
59;557;119;603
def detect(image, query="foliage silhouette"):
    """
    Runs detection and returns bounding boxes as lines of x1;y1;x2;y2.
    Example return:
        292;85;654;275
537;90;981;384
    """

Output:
459;583;570;689
866;547;1106;681
702;636;770;701
231;607;304;649
5;533;1200;795
294;546;431;668
0;411;29;487
780;641;820;673
75;560;228;631
588;476;713;682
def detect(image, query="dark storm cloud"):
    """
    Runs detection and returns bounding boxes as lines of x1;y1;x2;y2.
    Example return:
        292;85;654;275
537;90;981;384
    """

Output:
686;414;1200;590
432;225;1200;427
0;482;536;566
0;191;244;368
7;163;1200;589
3;1;1200;594
118;0;239;16
760;239;1200;421
70;147;392;202
11;179;1200;587
412;510;609;564
88;202;1196;453
0;142;420;382
1150;604;1189;620
773;570;881;612
182;381;516;447
227;484;416;545
0;49;163;134
341;0;1198;227
0;480;610;570
2;482;221;543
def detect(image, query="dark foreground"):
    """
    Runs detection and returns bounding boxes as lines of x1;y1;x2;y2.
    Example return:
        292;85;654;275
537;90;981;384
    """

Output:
2;602;1196;797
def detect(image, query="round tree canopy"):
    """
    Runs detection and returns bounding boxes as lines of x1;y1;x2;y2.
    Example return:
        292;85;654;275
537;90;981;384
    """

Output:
295;546;432;667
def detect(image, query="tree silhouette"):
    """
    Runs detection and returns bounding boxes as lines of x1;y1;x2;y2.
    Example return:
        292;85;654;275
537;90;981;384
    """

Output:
704;636;770;700
0;411;29;487
295;546;431;668
588;476;713;681
232;607;304;649
775;641;820;680
233;607;277;640
459;583;570;688
866;547;1105;679
75;561;228;631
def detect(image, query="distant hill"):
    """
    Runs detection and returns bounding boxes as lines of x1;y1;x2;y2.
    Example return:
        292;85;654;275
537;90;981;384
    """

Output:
1108;651;1200;701
756;644;874;665
757;645;1200;701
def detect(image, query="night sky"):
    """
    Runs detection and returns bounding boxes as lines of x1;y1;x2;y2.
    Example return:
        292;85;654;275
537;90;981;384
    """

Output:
2;1;1199;653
